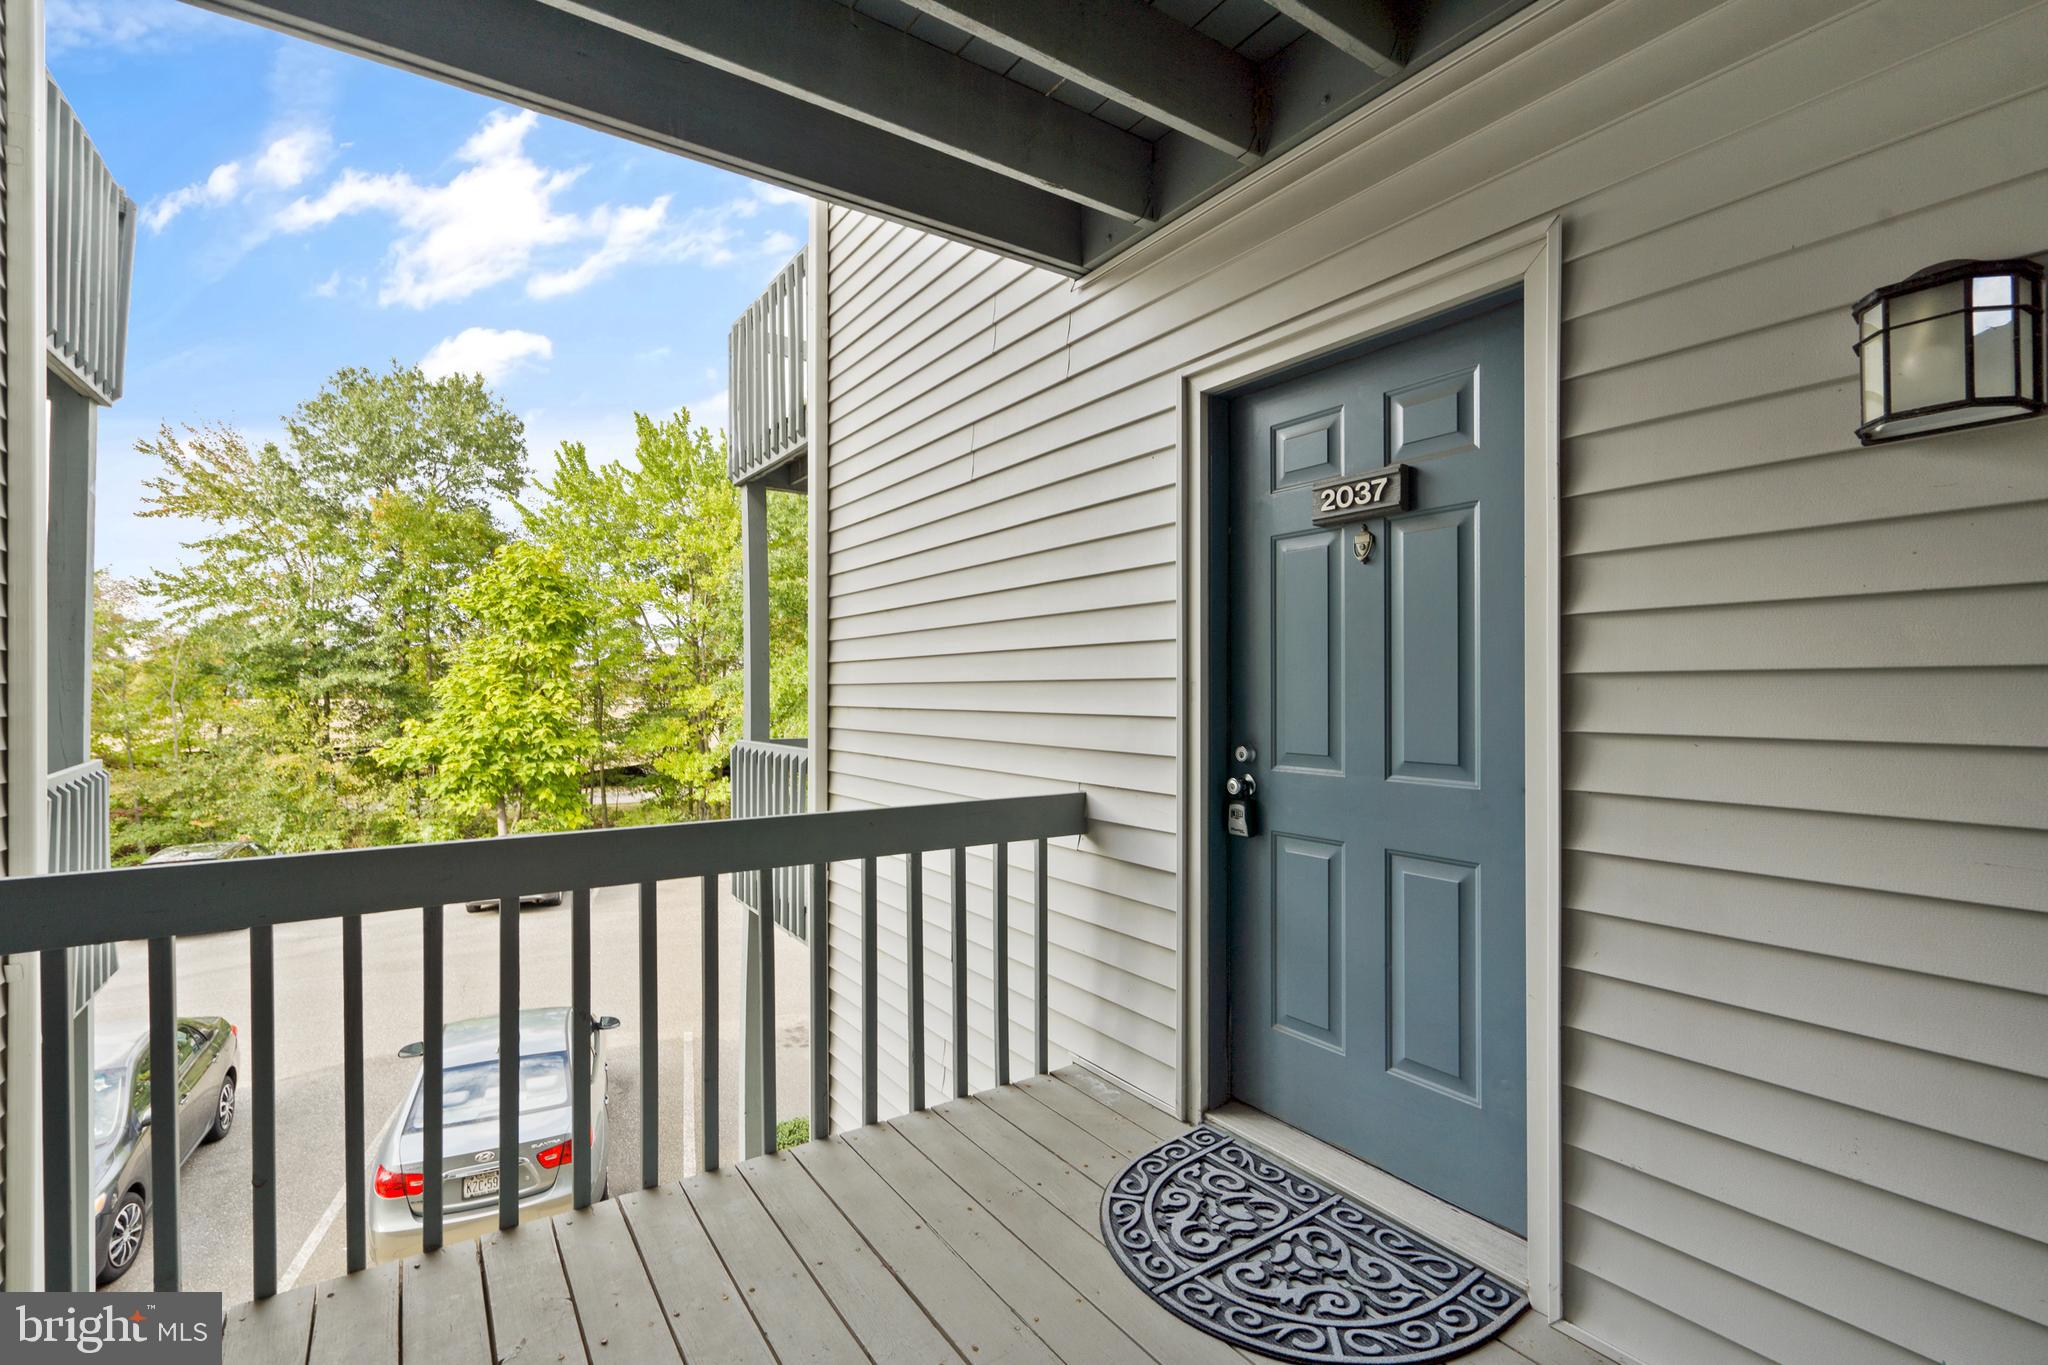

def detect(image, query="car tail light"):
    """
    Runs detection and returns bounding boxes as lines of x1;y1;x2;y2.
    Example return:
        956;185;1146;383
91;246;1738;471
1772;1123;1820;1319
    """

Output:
374;1165;425;1199
534;1140;572;1169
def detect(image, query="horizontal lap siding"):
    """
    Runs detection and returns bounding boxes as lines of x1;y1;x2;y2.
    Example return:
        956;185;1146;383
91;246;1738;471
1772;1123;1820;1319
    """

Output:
818;0;2048;1358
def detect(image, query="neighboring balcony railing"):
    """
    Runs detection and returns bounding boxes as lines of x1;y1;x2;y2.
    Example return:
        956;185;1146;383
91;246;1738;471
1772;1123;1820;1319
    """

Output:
47;81;136;405
727;247;808;485
731;738;810;939
46;760;116;1008
0;792;1086;1297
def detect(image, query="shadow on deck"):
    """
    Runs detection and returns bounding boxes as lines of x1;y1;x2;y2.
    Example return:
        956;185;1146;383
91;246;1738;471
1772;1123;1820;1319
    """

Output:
224;1068;1599;1365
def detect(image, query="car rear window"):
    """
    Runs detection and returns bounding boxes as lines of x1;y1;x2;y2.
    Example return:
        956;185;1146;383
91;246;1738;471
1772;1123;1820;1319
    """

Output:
406;1051;570;1132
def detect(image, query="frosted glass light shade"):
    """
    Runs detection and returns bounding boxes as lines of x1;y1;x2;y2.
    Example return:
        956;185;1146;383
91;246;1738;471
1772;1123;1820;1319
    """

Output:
1851;259;2044;445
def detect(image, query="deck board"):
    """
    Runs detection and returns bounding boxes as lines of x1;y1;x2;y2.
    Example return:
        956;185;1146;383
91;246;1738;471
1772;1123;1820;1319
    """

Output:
223;1283;315;1365
252;1072;1614;1365
680;1166;867;1363
1051;1067;1185;1141
307;1257;398;1365
741;1145;972;1364
891;1106;1246;1365
479;1222;588;1364
1013;1072;1157;1155
779;1137;1042;1364
841;1121;1154;1364
399;1247;491;1365
552;1200;683;1363
616;1186;777;1365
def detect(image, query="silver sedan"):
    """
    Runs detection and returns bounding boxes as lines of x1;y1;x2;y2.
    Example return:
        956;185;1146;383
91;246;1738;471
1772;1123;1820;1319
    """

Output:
367;1007;616;1262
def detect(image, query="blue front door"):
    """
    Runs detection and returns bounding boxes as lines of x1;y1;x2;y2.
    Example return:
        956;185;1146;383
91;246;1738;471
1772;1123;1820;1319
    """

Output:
1223;298;1527;1234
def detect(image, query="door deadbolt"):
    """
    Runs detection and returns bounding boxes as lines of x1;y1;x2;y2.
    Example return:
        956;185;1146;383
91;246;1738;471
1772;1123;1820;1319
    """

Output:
1233;743;1256;764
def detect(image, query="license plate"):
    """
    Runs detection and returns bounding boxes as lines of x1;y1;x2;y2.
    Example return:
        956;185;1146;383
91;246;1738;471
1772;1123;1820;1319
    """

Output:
462;1171;500;1200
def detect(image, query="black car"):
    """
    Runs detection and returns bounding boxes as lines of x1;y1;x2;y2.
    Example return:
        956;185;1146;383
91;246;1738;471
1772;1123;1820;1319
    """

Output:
90;1017;241;1284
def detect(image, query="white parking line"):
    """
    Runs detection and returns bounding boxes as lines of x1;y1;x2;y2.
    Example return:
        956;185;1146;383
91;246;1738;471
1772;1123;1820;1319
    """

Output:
681;1029;696;1177
278;1183;346;1293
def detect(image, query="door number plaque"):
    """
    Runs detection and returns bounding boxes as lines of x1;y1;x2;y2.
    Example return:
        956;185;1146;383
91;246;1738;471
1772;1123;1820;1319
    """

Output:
1311;464;1410;526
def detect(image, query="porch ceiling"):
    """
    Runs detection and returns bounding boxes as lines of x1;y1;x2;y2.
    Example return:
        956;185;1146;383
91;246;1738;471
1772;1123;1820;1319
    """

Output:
183;0;1535;275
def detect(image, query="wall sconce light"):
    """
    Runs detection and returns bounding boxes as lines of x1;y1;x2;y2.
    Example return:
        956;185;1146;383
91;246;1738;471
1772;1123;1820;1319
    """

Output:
1852;258;2044;445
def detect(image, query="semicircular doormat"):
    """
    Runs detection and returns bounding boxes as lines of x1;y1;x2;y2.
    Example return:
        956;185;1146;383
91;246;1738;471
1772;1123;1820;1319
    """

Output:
1103;1125;1526;1363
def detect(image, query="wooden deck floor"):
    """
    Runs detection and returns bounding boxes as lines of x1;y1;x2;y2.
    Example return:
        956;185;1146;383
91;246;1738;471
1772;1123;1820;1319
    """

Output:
225;1068;1608;1365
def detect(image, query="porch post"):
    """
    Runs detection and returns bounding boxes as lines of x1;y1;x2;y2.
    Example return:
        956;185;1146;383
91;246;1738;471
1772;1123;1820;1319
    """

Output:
47;380;94;772
740;478;770;1153
741;479;771;742
1;0;52;1291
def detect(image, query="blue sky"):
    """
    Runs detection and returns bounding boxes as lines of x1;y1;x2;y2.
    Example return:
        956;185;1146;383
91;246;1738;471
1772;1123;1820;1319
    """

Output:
50;0;807;582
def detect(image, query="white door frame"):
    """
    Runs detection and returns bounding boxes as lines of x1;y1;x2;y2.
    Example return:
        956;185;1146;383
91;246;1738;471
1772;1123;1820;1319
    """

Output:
1174;213;1564;1317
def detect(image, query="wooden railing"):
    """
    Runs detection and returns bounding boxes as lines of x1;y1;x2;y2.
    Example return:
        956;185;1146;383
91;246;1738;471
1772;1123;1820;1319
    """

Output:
0;794;1084;1296
727;247;808;485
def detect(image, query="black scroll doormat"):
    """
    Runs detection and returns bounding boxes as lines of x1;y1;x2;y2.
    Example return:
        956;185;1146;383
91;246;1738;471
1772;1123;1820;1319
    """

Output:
1102;1125;1526;1363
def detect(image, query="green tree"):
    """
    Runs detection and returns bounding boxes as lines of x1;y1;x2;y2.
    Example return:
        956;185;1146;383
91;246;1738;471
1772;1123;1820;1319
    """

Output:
377;543;595;837
139;363;525;755
524;410;803;822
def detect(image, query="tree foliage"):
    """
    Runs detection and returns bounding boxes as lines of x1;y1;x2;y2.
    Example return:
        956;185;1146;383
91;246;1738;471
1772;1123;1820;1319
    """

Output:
97;367;806;861
377;543;594;837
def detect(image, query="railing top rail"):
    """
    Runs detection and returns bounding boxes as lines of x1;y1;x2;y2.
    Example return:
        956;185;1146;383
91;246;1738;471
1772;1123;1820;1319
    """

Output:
0;793;1085;955
46;758;108;788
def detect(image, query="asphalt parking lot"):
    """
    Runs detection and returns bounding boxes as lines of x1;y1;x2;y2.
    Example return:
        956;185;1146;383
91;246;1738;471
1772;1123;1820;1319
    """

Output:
87;875;810;1300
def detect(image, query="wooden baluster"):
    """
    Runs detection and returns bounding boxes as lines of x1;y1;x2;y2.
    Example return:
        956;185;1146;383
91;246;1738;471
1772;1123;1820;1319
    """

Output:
907;853;924;1112
572;888;594;1209
423;902;445;1251
809;861;831;1140
951;847;968;1099
251;924;278;1297
343;914;366;1271
701;875;719;1171
641;881;659;1188
1034;840;1050;1077
148;936;181;1288
860;857;878;1127
994;844;1010;1087
498;890;521;1230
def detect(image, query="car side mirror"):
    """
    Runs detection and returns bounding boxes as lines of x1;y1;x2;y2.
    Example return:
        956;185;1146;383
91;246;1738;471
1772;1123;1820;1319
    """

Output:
397;1041;425;1058
594;1015;621;1032
135;1110;151;1130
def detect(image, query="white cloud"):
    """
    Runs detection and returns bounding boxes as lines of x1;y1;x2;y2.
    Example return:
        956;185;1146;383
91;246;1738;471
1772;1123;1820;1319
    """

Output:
48;0;214;54
273;109;812;309
276;110;589;308
252;129;327;190
528;197;672;299
420;327;554;385
145;129;332;232
751;183;811;209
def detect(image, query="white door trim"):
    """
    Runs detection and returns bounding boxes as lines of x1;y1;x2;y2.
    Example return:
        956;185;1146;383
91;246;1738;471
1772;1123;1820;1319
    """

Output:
1173;212;1564;1317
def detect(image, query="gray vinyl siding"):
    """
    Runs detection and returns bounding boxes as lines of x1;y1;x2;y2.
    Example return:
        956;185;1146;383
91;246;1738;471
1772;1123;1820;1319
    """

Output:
817;0;2048;1359
0;0;13;1276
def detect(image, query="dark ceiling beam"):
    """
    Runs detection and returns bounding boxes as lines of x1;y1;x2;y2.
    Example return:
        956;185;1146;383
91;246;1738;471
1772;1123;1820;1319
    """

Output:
897;0;1263;162
537;0;1155;222
182;0;1088;273
1266;0;1407;76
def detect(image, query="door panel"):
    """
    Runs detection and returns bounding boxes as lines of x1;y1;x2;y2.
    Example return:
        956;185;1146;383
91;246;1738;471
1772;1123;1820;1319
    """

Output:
1223;298;1526;1234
